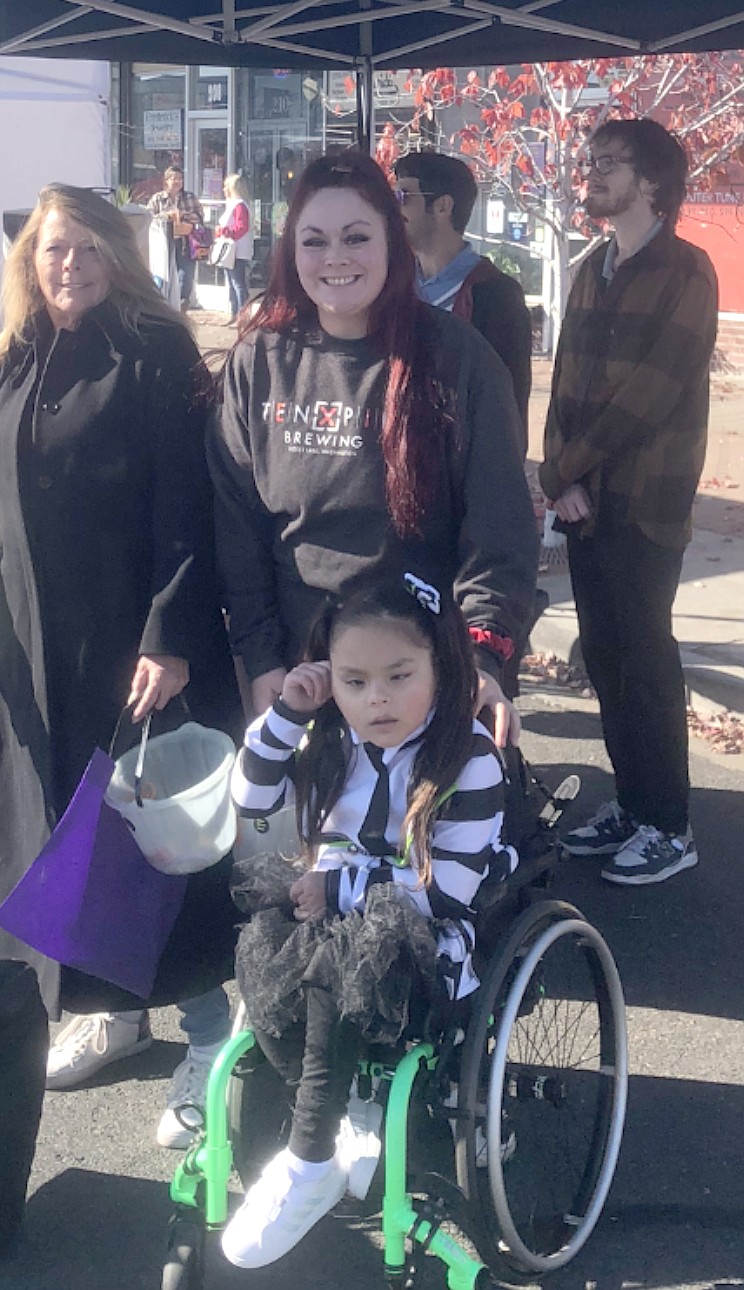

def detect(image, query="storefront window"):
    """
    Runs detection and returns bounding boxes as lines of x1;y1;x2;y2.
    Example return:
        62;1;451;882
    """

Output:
128;64;186;202
192;66;229;112
235;68;324;283
195;125;228;202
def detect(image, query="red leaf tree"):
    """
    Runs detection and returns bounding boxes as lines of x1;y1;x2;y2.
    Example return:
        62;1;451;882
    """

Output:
399;55;744;352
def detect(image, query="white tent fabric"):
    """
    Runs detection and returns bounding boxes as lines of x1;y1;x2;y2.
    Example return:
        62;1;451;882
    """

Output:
0;57;109;223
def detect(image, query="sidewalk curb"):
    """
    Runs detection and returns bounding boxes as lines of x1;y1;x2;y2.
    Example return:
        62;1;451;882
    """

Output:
530;584;744;719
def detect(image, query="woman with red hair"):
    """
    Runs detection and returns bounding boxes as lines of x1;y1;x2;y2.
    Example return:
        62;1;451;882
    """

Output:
209;151;536;742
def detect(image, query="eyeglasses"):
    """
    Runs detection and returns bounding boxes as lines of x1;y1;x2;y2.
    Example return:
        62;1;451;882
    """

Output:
394;188;437;205
578;154;635;177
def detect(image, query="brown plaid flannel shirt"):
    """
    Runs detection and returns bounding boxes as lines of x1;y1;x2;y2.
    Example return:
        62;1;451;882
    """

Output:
147;189;204;247
540;228;718;548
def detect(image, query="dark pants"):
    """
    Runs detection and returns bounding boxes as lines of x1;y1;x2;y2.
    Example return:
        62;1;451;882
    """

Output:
254;983;361;1163
226;259;250;319
568;524;688;834
0;962;48;1258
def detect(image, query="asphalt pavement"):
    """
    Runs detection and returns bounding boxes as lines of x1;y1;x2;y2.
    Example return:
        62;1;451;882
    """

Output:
5;685;744;1290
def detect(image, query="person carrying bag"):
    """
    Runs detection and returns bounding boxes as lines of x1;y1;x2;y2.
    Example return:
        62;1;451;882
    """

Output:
214;172;254;324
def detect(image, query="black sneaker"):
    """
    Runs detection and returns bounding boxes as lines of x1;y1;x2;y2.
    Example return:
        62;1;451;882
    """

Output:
562;800;636;856
601;825;698;885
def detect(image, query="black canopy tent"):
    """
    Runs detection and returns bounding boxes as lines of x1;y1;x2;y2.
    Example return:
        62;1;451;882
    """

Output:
3;1;744;145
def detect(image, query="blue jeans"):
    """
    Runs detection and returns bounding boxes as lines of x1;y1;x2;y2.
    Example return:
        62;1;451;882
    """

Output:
178;987;230;1048
226;259;250;318
176;251;195;306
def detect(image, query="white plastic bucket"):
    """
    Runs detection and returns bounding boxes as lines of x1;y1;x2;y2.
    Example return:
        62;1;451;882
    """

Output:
106;722;237;875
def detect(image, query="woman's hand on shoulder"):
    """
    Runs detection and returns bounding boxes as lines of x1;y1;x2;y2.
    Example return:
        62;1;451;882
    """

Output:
289;871;327;921
281;661;332;714
128;654;190;722
476;669;521;748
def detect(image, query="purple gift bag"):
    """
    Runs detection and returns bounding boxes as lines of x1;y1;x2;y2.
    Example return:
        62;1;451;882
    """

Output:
0;747;188;999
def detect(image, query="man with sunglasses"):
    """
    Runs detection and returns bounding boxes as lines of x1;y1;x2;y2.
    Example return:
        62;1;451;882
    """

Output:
394;152;531;450
540;118;718;885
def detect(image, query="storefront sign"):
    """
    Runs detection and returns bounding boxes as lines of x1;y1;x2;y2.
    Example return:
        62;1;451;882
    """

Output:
486;198;505;235
143;109;182;151
327;69;414;110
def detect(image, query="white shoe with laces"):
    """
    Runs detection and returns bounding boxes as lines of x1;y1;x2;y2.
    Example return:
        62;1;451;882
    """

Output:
601;824;698;885
221;1147;348;1268
46;1012;152;1090
562;799;637;856
157;1041;224;1149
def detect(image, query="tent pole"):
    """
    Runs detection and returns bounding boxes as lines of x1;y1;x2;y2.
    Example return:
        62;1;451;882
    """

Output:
356;0;374;155
356;56;374;153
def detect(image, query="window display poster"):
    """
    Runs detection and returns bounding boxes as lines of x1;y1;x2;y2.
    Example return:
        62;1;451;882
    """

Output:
202;166;224;200
143;109;182;151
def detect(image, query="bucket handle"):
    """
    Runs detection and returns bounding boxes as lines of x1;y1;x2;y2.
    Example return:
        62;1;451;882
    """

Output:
108;696;191;808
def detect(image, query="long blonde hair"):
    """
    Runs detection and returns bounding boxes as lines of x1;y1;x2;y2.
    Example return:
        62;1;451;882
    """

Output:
223;173;250;203
0;183;185;357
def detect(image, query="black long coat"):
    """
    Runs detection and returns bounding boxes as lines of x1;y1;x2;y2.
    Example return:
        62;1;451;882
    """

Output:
0;303;240;1017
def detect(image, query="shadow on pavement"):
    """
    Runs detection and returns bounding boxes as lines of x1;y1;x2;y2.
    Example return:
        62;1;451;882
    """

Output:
550;1072;744;1289
0;1168;442;1290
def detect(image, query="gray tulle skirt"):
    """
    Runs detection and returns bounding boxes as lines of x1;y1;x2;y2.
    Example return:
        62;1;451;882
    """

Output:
231;852;439;1045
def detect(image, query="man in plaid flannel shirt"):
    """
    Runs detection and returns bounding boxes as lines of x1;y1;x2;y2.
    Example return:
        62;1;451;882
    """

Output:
148;166;204;312
540;118;718;886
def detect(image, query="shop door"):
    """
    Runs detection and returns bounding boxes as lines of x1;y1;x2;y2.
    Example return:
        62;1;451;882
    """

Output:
246;126;306;284
192;121;228;219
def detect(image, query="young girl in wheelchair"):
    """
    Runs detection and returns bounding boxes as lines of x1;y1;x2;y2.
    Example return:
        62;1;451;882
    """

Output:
223;575;517;1269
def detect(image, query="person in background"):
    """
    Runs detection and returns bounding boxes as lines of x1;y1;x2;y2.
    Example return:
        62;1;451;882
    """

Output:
541;119;718;885
0;184;239;1149
394;151;532;451
148;165;204;313
208;151;538;749
216;173;254;325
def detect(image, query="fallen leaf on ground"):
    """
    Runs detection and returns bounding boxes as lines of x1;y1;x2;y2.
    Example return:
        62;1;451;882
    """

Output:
687;707;744;755
519;652;596;695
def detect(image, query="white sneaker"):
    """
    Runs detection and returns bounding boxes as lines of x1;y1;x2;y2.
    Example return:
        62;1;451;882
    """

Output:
336;1095;383;1199
601;824;698;885
221;1148;348;1269
46;1012;152;1090
157;1042;224;1149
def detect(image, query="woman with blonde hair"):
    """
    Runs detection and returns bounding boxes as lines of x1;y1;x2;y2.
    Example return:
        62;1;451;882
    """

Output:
215;171;254;324
0;184;239;1149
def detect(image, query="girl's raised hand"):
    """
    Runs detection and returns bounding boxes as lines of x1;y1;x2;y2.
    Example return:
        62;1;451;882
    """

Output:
281;661;332;714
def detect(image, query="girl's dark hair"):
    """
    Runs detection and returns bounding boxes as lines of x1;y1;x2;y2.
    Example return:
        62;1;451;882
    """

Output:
294;578;478;886
239;150;449;536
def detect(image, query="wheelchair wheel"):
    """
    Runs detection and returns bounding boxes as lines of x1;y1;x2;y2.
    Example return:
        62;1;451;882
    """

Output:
455;901;627;1276
162;1210;204;1290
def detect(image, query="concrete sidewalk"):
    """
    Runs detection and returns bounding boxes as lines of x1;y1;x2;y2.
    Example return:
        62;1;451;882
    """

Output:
530;526;744;716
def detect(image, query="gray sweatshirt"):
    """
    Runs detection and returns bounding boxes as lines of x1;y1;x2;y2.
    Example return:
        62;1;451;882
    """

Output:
208;304;538;682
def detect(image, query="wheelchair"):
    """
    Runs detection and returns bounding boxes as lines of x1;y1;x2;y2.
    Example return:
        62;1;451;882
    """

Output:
162;755;627;1290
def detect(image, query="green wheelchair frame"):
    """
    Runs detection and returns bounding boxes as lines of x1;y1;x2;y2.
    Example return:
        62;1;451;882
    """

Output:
163;894;628;1290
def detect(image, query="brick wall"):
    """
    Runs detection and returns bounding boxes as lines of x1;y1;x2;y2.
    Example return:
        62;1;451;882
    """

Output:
715;318;744;372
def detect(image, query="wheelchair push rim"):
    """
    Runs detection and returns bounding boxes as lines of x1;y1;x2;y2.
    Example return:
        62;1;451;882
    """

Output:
485;914;627;1274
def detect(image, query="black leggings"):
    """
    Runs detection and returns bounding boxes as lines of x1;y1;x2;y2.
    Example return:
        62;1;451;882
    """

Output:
253;981;361;1162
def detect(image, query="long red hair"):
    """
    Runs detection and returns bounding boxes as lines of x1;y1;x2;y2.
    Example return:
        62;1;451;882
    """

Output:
241;151;446;536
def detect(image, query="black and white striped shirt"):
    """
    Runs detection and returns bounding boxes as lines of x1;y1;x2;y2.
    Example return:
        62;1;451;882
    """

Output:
232;698;517;999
